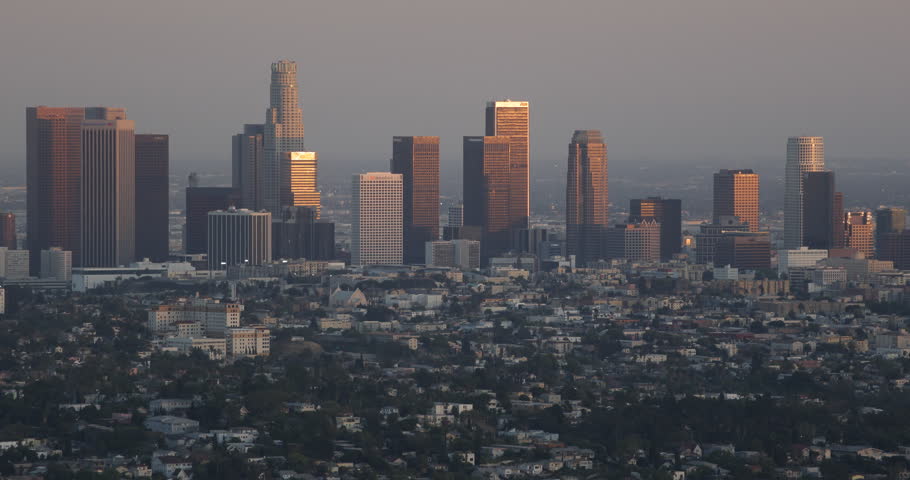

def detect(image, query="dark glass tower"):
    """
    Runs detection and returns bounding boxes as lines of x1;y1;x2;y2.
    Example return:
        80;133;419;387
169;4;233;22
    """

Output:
391;136;440;264
565;130;608;267
135;134;170;261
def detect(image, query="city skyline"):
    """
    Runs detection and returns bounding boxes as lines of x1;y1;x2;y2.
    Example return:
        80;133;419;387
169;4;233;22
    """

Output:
2;1;910;181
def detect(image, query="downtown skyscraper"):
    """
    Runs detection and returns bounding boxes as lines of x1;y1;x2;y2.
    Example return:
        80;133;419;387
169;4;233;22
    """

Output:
463;136;512;259
263;60;305;214
485;100;529;232
785;136;825;248
391;136;440;264
26;106;127;270
81;117;136;267
135;134;169;261
713;169;759;232
565;130;608;267
352;173;403;266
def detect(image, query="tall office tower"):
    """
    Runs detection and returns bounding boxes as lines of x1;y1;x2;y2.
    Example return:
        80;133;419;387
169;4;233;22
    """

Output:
566;130;608;267
604;219;661;263
40;247;72;281
26;106;125;270
448;205;464;227
207;208;272;270
263;60;305;214
463;136;511;258
485;100;530;231
802;171;836;250
232;124;265;209
0;213;15;249
185;186;240;254
273;205;318;260
352;173;403;266
695;216;750;265
844;211;875;258
875;207;906;254
135;134;169;261
282;152;321;214
713;169;759;231
630;197;681;261
391;136;440;264
80;118;135;267
784;136;825;248
715;232;771;270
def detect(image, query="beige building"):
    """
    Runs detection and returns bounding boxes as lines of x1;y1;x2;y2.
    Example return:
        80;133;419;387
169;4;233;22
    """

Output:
164;337;226;361
283;152;320;215
148;298;242;337
226;325;271;358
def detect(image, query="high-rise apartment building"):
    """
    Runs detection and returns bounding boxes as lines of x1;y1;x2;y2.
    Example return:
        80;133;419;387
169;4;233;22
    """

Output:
630;197;681;261
785;136;825;248
802;171;836;250
0;213;15;249
604;219;661;263
566;130;608;267
713;169;759;232
844;211;875;258
263;60;305;214
185;186;240;254
391;136;440;264
282;152;321;214
464;136;512;259
352;173;403;266
135;134;169;261
485;100;530;231
232;124;264;209
26;106;125;270
207;208;272;270
81;118;135;267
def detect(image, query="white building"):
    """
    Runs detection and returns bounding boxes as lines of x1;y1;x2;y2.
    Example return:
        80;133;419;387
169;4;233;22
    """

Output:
72;266;168;292
779;247;827;274
226;325;270;359
147;298;242;337
713;265;739;281
207;208;272;270
163;337;226;361
40;247;72;281
352;172;402;266
784;137;824;249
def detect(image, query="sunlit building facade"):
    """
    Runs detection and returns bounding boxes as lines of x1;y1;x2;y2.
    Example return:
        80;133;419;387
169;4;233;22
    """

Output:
785;136;825;248
565;130;608;267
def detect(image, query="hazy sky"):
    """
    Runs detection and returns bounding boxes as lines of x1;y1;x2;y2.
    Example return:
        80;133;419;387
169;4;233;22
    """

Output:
2;0;909;182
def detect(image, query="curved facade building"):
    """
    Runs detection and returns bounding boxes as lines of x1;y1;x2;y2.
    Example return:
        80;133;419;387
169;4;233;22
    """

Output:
263;60;305;214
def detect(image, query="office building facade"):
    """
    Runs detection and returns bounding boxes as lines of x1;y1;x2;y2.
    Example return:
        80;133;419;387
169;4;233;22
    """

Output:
80;118;135;267
282;151;321;214
232;124;265;209
630;197;681;261
185;186;241;254
715;232;771;270
713;169;759;232
604;219;661;263
207;208;272;270
40;247;72;281
391;136;440;264
263;60;305;214
135;134;169;261
485;100;530;231
802;171;836;250
875;207;906;255
566;130;608;267
352;173;403;266
463;136;512;258
844;211;875;259
784;136;825;248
